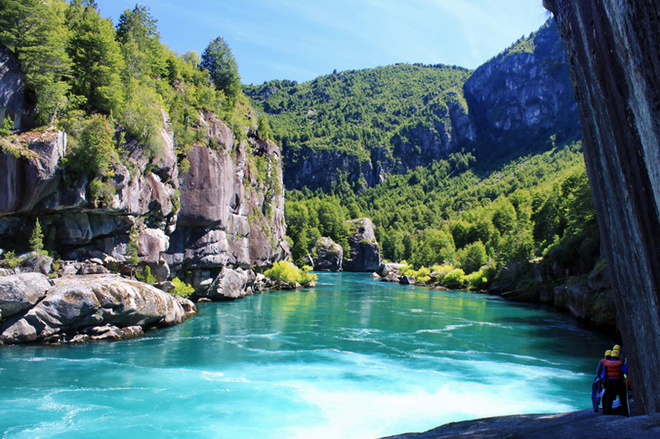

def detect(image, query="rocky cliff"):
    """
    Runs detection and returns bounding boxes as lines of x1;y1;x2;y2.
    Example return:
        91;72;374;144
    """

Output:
248;20;581;194
163;112;289;289
0;122;178;278
0;47;289;299
464;20;581;158
547;0;660;415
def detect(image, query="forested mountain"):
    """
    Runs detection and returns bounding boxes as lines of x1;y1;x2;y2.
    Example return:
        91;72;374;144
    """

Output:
245;64;472;192
245;20;580;194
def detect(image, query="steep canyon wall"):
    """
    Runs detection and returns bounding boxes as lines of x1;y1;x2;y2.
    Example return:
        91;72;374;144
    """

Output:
547;0;660;414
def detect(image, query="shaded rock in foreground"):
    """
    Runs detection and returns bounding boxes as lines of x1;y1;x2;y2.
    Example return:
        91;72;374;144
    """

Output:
382;410;660;439
548;0;660;414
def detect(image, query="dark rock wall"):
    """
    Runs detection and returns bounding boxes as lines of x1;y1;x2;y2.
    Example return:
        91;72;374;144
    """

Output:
549;0;660;414
464;20;580;157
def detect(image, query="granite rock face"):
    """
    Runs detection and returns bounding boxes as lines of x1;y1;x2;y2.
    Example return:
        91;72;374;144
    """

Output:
0;115;178;274
0;107;288;301
312;237;343;272
0;273;51;321
464;20;580;157
0;274;197;344
164;113;289;289
391;93;477;172
548;0;660;414
0;48;30;130
343;218;381;272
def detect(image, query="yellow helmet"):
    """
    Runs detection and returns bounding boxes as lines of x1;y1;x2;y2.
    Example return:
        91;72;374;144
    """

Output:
613;344;621;352
605;350;612;358
611;350;620;358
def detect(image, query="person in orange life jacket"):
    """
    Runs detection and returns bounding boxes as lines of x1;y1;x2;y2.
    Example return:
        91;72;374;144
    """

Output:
596;349;612;379
611;344;632;390
601;350;629;416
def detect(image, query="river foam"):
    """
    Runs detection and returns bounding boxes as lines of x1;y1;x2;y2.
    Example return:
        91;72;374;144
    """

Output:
0;273;609;438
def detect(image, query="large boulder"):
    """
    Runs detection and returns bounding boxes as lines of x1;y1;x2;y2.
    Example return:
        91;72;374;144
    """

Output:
312;237;343;271
0;273;51;320
199;267;250;300
0;274;196;344
343;218;381;272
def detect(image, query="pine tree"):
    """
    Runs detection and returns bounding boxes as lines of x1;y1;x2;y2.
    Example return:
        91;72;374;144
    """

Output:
30;218;46;255
201;36;241;105
126;223;140;266
66;0;125;114
116;4;166;81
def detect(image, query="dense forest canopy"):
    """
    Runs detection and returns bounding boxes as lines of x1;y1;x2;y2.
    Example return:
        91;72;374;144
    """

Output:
284;141;599;289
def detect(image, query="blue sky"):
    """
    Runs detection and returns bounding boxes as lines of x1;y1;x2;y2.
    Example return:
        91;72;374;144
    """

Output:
94;0;549;85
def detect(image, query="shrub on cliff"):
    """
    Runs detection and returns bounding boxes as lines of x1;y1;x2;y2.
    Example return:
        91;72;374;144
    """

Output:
171;277;195;298
66;114;117;176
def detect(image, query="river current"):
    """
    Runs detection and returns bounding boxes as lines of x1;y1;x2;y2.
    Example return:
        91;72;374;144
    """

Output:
0;272;609;438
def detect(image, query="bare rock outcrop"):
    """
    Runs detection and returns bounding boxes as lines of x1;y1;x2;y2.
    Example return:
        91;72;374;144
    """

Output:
311;237;343;271
165;113;289;290
548;0;660;415
343;218;381;272
464;19;580;157
0;273;197;344
0;273;51;320
0;115;178;274
0;48;30;129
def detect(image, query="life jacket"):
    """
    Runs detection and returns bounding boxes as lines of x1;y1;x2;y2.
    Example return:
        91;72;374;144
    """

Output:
596;358;607;377
603;359;624;380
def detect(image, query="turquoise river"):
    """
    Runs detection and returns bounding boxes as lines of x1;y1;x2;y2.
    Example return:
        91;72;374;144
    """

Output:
0;272;610;438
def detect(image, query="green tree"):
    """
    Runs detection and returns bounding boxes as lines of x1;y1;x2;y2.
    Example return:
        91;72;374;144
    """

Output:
491;197;517;234
201;36;241;104
458;240;487;274
1;0;71;124
72;114;116;175
126;223;140;266
115;4;166;80
0;115;13;136
411;229;455;268
66;0;125;114
30;218;46;255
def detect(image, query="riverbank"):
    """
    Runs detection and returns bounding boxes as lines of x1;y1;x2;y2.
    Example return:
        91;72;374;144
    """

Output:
381;409;660;439
376;261;619;336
